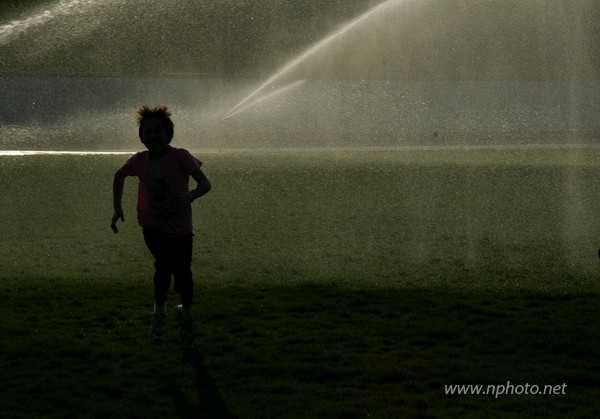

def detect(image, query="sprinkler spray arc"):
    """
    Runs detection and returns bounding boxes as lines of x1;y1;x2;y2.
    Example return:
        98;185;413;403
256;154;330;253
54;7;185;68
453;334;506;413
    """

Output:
221;0;403;120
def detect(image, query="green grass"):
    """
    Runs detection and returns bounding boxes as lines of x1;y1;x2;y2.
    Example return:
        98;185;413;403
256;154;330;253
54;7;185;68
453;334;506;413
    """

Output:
1;148;600;417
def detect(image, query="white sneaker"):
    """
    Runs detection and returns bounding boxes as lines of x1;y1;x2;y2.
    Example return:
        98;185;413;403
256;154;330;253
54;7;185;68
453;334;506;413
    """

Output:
175;305;195;347
149;310;168;342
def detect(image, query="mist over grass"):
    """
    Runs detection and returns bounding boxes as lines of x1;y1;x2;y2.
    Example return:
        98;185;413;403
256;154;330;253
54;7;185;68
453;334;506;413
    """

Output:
1;149;600;417
3;148;600;291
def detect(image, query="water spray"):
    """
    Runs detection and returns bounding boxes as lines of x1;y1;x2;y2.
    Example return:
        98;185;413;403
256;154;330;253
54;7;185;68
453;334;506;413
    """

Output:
221;0;403;119
221;79;306;120
0;0;100;45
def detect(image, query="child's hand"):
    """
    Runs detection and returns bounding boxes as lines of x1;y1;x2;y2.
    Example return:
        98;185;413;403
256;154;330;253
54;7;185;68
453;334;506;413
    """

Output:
162;193;192;210
111;208;125;233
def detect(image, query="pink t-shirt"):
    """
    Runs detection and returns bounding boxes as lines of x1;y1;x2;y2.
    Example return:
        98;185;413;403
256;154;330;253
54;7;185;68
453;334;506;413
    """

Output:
120;146;202;236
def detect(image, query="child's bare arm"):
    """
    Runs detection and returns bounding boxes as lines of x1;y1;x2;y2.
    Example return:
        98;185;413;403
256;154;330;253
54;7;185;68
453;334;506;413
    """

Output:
163;168;211;210
188;168;211;201
111;169;127;233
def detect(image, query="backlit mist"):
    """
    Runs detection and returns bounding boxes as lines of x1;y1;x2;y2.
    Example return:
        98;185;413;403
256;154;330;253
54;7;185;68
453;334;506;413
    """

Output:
0;0;599;150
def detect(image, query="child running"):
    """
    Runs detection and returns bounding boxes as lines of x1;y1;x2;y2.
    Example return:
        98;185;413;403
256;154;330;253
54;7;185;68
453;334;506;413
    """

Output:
111;105;211;346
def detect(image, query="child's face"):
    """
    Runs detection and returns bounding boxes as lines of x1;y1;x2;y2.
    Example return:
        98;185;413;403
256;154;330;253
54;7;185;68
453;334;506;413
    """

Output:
141;118;169;152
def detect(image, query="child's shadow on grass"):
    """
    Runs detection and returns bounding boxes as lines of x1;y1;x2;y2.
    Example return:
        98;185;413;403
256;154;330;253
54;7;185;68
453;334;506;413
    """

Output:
172;348;236;419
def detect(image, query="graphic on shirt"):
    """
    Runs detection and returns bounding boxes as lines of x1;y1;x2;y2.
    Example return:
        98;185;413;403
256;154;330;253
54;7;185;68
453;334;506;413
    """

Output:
147;163;171;218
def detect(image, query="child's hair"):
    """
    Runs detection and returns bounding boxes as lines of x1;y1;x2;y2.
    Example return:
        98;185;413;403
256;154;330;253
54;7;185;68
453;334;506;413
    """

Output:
136;105;175;142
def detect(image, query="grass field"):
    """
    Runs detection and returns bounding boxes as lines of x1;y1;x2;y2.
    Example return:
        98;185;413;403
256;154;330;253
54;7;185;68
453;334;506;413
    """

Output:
1;148;600;417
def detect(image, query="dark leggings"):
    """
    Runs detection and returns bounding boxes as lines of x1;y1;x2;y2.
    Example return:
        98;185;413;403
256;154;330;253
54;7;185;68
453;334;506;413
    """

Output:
143;228;194;308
